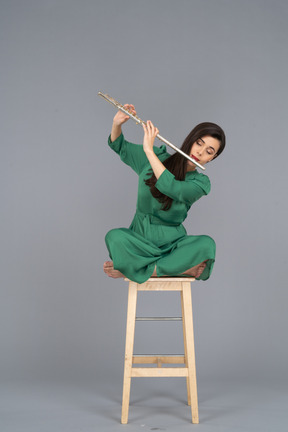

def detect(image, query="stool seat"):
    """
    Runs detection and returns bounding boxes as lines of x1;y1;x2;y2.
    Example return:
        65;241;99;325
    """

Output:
121;277;199;424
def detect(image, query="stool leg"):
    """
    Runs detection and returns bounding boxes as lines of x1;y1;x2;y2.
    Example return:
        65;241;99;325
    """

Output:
121;281;138;424
181;290;191;406
182;282;199;424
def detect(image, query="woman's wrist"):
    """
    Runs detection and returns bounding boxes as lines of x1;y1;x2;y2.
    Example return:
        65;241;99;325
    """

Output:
144;147;155;156
111;122;122;142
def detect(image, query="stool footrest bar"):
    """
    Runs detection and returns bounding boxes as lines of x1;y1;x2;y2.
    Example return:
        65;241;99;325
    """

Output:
136;317;182;321
131;367;188;377
132;355;185;364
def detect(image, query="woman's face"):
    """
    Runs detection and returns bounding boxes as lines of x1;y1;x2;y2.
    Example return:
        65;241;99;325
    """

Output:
187;135;221;171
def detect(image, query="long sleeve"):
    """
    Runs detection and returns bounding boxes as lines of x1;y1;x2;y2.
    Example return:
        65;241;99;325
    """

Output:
108;133;169;175
155;169;211;206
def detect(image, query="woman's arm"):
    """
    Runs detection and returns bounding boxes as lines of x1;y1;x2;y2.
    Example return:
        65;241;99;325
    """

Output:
155;169;210;205
110;104;136;142
143;121;210;205
142;120;165;179
108;116;169;176
109;110;163;175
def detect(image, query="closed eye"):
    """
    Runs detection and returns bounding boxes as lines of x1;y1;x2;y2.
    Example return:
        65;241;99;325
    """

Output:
197;140;215;155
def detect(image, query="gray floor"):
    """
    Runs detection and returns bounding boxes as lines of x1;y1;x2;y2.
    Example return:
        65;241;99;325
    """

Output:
1;378;287;432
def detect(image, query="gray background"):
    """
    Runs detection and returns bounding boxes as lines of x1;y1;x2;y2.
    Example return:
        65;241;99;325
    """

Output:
1;0;288;431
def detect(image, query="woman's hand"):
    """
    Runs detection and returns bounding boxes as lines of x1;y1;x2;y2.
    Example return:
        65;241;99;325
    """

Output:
142;120;164;179
143;120;159;154
110;104;136;142
113;104;136;126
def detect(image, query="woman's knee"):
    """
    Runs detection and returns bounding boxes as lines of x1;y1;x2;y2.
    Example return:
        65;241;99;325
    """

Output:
105;228;121;245
202;235;216;254
105;228;130;246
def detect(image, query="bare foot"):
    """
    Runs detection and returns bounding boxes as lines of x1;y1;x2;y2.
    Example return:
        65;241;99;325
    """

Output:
103;261;125;279
183;260;208;278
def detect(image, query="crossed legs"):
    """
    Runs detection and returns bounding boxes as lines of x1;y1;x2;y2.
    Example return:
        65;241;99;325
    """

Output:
104;229;215;281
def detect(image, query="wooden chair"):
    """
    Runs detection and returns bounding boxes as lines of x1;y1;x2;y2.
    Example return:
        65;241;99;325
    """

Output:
121;277;199;424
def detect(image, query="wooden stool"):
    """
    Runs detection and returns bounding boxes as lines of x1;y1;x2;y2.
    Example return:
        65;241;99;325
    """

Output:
121;277;199;424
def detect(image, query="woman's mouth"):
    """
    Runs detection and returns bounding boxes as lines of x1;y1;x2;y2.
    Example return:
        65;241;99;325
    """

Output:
191;155;200;162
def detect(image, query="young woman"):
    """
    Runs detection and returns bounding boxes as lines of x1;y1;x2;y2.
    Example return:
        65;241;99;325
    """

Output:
103;104;226;284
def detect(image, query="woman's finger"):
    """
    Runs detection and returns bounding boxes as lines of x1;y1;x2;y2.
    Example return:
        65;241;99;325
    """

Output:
148;121;156;134
123;103;136;113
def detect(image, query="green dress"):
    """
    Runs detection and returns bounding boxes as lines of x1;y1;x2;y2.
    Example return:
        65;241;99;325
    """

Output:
105;133;216;284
